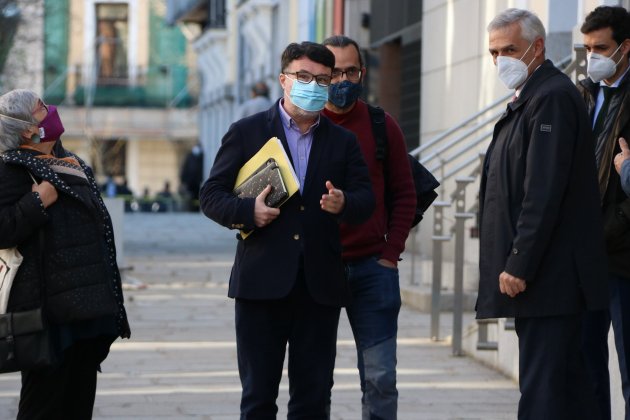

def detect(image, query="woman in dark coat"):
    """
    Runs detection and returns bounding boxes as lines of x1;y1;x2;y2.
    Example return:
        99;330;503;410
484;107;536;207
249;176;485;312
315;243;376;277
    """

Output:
0;89;130;419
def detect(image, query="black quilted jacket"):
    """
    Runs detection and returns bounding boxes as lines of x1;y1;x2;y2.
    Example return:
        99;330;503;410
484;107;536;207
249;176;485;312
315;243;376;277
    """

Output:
0;144;130;339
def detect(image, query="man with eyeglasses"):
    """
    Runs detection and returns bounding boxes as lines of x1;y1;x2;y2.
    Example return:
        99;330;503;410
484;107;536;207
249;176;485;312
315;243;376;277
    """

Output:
199;41;374;418
322;35;416;420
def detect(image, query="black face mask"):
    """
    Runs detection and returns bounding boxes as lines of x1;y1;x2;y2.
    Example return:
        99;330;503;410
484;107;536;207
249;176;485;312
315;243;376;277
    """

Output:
328;80;363;109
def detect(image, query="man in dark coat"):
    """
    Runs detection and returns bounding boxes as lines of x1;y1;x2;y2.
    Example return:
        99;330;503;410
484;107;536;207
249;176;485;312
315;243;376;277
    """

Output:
578;6;630;419
199;42;374;418
180;143;204;210
477;9;608;420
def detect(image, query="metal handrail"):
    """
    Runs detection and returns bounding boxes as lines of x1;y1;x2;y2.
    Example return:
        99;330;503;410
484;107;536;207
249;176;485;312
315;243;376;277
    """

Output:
428;129;494;177
409;92;511;159
420;111;503;166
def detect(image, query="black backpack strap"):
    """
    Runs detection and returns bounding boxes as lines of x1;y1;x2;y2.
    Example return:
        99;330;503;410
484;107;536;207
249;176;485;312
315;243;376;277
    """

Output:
367;104;388;161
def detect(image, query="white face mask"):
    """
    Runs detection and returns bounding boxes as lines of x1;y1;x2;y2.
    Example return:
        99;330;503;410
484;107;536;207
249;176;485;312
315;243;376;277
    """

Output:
496;42;535;90
587;44;624;83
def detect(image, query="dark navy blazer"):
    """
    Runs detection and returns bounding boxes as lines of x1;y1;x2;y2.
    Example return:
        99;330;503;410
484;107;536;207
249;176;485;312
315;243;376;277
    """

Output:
200;101;375;307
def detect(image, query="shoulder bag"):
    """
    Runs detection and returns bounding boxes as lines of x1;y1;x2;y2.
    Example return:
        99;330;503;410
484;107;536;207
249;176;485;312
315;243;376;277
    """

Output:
0;172;55;373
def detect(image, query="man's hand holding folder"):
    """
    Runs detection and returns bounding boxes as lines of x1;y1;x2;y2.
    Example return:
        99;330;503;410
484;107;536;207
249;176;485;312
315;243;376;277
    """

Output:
233;158;289;207
253;185;281;228
233;137;300;239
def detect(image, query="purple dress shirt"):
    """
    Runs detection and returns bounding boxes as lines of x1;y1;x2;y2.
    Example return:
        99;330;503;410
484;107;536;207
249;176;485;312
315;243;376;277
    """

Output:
278;100;319;194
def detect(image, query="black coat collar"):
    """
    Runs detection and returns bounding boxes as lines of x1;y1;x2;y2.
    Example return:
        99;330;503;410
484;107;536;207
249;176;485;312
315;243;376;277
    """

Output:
509;59;560;111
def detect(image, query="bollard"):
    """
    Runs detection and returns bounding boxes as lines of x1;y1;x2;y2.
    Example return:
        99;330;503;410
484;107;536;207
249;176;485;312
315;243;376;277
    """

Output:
451;177;475;356
430;201;452;341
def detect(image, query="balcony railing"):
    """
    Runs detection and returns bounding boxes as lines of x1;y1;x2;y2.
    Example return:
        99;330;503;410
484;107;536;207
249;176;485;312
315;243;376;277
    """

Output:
44;64;198;108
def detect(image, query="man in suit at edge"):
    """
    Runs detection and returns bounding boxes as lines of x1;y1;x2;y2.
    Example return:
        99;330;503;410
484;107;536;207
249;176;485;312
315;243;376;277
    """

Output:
476;8;608;419
578;6;630;419
199;41;375;418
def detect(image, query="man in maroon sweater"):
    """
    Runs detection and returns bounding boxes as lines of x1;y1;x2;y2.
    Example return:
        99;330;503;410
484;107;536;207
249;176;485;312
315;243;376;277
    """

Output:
322;35;416;419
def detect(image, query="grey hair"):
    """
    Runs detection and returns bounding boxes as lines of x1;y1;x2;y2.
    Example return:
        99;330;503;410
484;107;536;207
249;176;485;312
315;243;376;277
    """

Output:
488;8;546;43
0;89;39;152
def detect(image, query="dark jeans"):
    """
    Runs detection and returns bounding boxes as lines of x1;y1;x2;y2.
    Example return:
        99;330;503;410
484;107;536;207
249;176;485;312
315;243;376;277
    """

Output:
235;270;341;419
18;336;112;420
346;256;401;420
516;315;600;420
582;273;630;420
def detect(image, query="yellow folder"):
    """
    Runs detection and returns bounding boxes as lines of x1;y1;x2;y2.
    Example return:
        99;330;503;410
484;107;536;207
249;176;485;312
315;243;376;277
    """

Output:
234;137;300;239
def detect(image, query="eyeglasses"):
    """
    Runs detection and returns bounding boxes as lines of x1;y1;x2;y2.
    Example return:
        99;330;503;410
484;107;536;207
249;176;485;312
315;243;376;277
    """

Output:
31;100;48;116
331;67;362;82
283;71;332;87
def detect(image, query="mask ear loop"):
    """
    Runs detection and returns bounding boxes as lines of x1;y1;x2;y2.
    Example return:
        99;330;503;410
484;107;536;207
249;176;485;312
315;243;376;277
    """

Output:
0;113;33;125
610;42;626;67
0;113;40;143
520;41;539;69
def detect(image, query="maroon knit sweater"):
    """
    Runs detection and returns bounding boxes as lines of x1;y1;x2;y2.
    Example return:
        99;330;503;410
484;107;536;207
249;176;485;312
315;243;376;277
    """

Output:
322;100;416;265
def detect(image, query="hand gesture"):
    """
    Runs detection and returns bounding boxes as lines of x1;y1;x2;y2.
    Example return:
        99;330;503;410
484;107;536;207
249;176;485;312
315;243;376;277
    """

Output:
254;185;280;228
320;181;345;214
614;138;630;175
499;271;526;298
32;180;58;208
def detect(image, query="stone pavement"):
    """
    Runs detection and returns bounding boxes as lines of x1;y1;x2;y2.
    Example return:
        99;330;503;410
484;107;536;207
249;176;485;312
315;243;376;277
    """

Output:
0;213;519;419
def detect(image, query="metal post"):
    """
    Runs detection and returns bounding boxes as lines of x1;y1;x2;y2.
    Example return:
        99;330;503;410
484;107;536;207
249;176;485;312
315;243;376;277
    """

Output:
409;225;417;285
452;177;475;356
573;44;587;83
476;319;498;351
430;201;451;341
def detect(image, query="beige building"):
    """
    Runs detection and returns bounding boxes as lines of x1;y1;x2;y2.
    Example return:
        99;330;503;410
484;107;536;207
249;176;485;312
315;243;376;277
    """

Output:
2;0;199;202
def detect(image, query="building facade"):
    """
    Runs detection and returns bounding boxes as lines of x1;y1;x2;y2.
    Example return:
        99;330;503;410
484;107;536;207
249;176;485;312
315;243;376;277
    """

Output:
1;0;199;201
167;0;370;174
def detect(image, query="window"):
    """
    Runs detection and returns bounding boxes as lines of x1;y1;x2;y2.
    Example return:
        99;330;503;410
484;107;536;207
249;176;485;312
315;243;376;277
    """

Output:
96;3;128;84
207;0;226;29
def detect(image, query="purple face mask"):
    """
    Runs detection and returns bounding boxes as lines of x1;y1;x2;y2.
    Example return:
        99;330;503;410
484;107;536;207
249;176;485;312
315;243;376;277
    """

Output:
38;105;65;142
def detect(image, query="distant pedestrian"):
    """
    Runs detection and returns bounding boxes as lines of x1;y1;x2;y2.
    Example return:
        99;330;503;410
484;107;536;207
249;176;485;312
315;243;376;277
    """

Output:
157;181;173;198
477;9;607;419
117;178;133;197
103;175;118;197
199;41;374;418
180;143;204;210
237;81;272;119
156;181;174;212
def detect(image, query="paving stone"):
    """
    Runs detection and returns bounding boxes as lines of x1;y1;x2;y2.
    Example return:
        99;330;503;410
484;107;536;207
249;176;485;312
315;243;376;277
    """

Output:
0;213;519;419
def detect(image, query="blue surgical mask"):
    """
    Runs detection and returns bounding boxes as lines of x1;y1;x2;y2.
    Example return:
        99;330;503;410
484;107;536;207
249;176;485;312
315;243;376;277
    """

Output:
289;79;328;112
328;80;363;109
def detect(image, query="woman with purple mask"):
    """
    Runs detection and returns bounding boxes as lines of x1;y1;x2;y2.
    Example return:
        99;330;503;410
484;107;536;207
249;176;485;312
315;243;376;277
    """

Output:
0;89;130;419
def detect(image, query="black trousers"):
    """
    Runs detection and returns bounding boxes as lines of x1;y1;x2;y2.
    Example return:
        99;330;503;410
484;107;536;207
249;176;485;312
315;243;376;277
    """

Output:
235;269;341;419
582;273;630;420
516;315;600;420
17;336;113;420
